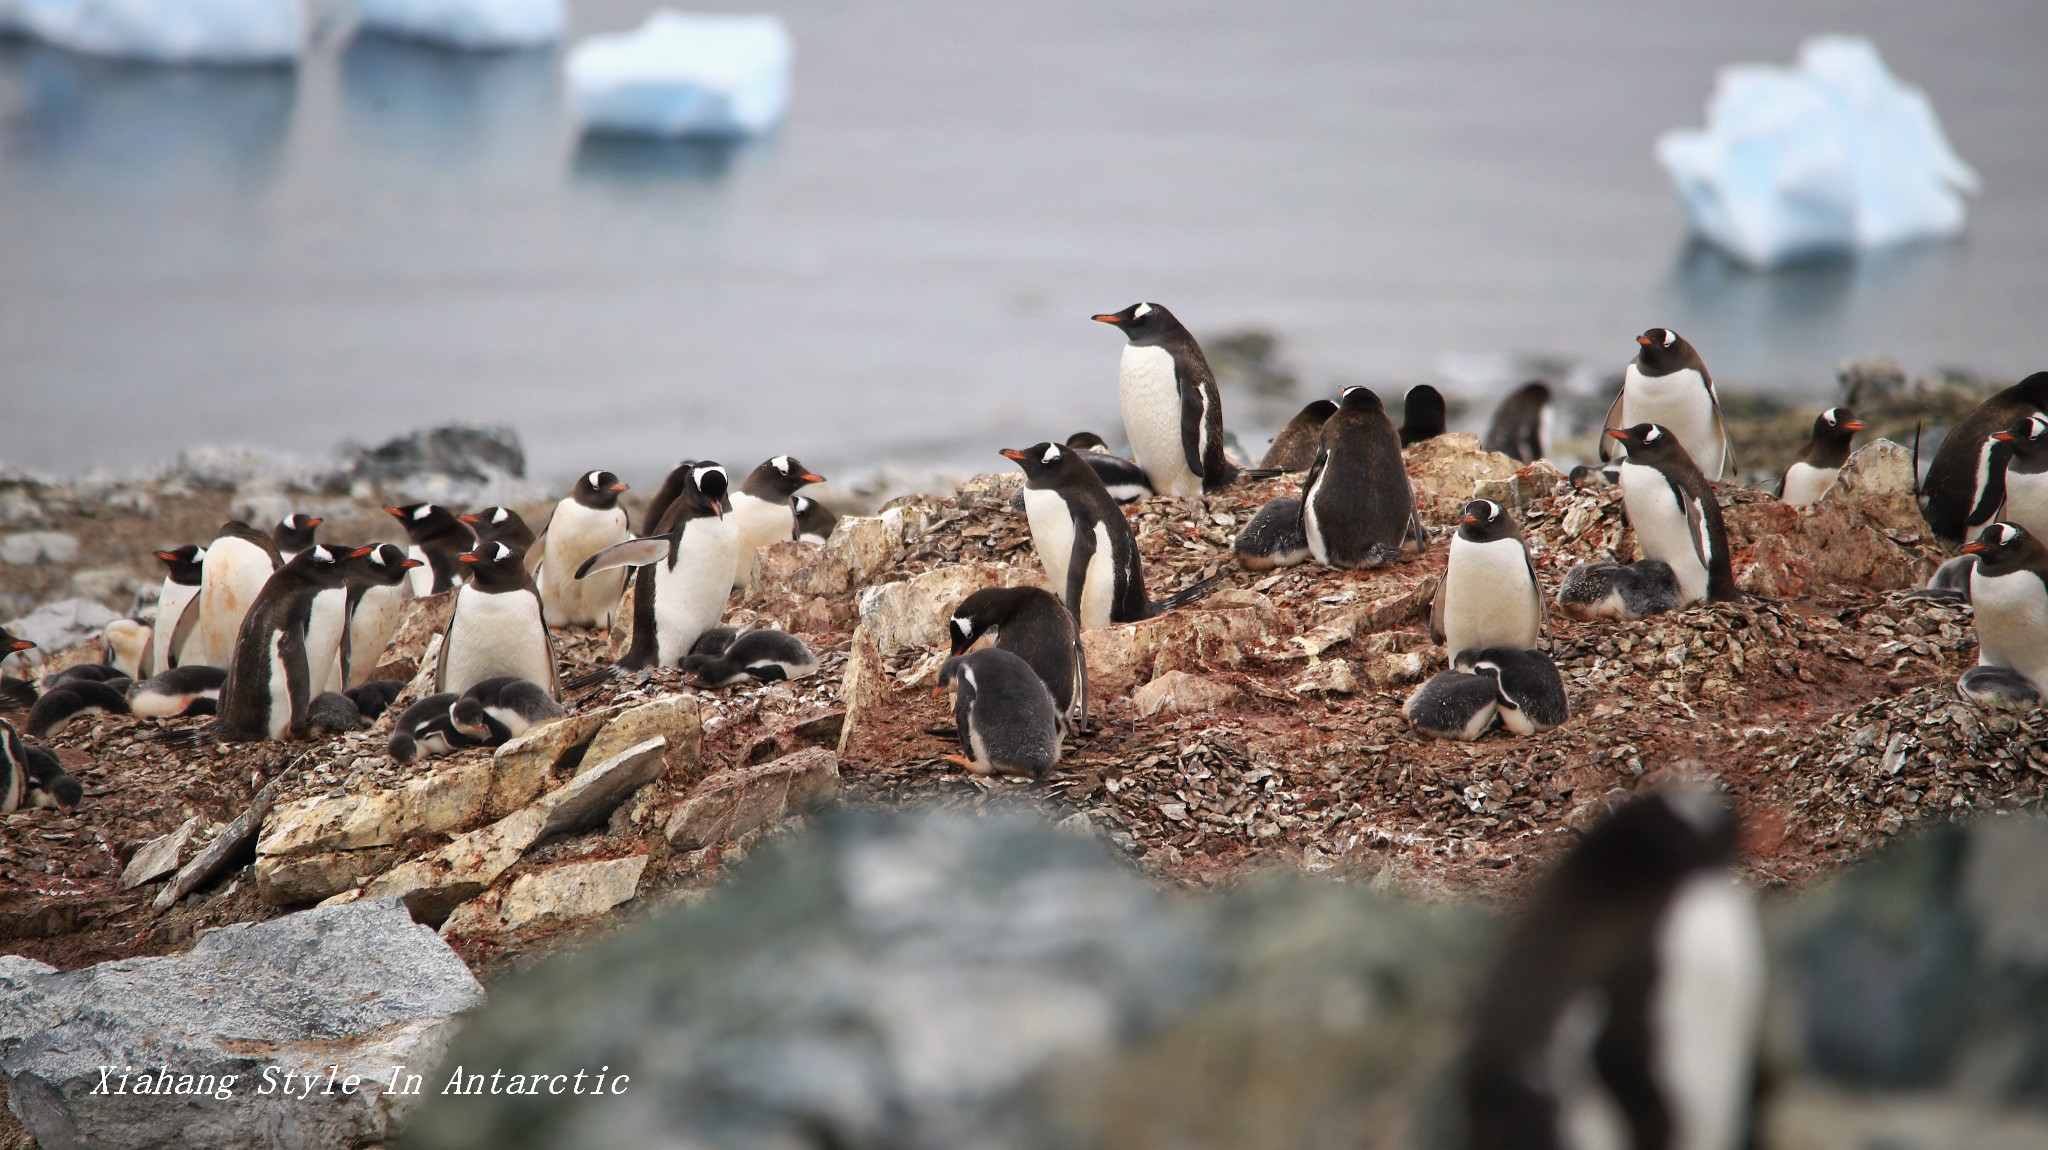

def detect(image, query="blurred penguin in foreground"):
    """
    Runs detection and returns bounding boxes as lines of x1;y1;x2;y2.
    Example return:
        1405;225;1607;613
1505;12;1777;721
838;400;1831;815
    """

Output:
1459;787;1764;1150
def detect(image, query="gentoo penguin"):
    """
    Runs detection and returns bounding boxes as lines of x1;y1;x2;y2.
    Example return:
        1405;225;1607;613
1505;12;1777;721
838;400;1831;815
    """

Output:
1233;497;1311;571
387;693;473;764
1063;432;1153;504
1432;499;1543;658
1609;424;1737;605
1260;399;1337;472
1461;787;1764;1150
191;521;281;671
1778;407;1866;509
3;660;130;713
218;545;350;741
383;502;475;597
948;586;1088;735
149;544;207;671
461;506;542;578
0;627;34;711
449;676;565;743
937;648;1062;777
1598;328;1732;481
682;629;819;687
1092;301;1237;497
273;513;323;560
1303;386;1426;569
730;456;824;588
537;470;634;628
438;541;558;700
330;543;421;691
1991;413;2048;540
792;496;838;544
305;691;368;735
21;742;81;811
1005;443;1214;627
1919;371;2048;542
1456;647;1570;734
27;678;131;736
345;678;406;721
579;462;738;670
1399;384;1448;447
1957;522;2048;707
102;619;152;679
1403;669;1500;741
0;718;25;812
1557;558;1684;621
1918;554;1976;603
1483;381;1552;463
129;664;229;719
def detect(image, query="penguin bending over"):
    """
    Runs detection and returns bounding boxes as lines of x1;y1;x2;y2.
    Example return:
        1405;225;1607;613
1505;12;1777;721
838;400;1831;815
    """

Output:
580;462;738;670
537;471;633;628
1;719;82;813
1063;432;1153;503
1778;407;1865;509
191;521;282;671
1991;413;2048;541
383;503;475;597
129;664;230;718
948;586;1087;735
273;513;322;561
1958;522;2048;707
792;496;838;544
682;629;819;687
439;542;559;700
1484;381;1552;463
1433;499;1544;658
1261;399;1337;472
1609;424;1737;605
148;544;207;673
1598;328;1732;480
1920;371;2048;542
1303;386;1426;569
1557;559;1684;621
938;648;1062;777
1233;497;1311;571
1093;302;1237;497
730;456;825;588
1399;384;1448;446
218;545;351;741
1461;787;1764;1150
1455;647;1570;734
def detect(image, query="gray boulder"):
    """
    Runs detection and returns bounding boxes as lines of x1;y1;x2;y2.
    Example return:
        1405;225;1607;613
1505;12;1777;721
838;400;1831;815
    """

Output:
3;597;120;659
1;898;483;1150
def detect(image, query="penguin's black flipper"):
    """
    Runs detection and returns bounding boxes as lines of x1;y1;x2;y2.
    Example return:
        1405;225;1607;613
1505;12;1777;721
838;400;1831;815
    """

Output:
1063;526;1099;620
1236;467;1288;482
1150;570;1224;615
0;677;37;711
575;536;675;580
564;665;621;692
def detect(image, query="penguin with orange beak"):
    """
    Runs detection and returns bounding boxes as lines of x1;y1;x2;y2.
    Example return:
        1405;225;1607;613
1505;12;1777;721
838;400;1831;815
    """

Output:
730;456;825;589
578;462;738;670
438;541;558;700
1778;407;1867;509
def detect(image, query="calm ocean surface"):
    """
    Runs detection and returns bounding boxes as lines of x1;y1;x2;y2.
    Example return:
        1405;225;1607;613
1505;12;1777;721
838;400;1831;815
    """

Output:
2;0;2044;484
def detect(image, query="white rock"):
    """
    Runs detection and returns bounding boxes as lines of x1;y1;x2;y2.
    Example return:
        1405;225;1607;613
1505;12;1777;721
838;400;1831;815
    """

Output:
566;10;794;139
1656;36;1979;267
354;0;562;50
3;597;120;659
0;0;305;64
0;531;79;566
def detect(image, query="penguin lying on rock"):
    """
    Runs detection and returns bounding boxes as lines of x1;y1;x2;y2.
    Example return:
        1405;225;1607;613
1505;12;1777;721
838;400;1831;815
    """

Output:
388;676;564;763
681;626;819;688
1556;558;1684;621
129;665;230;718
26;675;133;737
1406;648;1568;740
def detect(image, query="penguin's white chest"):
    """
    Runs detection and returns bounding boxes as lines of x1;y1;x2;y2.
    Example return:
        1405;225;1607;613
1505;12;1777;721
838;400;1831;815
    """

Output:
197;537;274;669
1779;462;1838;510
730;490;796;587
303;588;347;697
443;586;551;696
1623;366;1724;480
1650;875;1765;1150
347;584;409;686
405;546;438;598
1022;487;1078;597
1441;535;1540;656
1078;522;1118;629
264;631;295;740
541;501;631;626
1119;344;1202;498
157;580;202;665
2002;468;2048;539
653;517;739;666
1971;568;2048;688
1620;462;1711;605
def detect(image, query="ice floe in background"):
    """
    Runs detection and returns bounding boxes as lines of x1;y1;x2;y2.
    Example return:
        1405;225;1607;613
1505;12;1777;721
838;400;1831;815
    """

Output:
1657;35;1980;269
566;10;793;138
0;0;305;63
352;0;562;51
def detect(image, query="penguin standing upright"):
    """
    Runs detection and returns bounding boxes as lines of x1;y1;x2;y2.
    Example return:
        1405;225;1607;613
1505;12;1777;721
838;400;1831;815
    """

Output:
309;544;421;695
1991;413;2048;541
791;496;838;544
1092;302;1236;498
537;470;633;628
1610;424;1738;605
1957;522;2048;707
938;648;1062;777
191;522;282;671
1432;499;1544;658
1005;443;1212;627
1920;372;2048;542
1599;329;1732;481
1778;407;1866;509
148;544;207;672
273;514;322;561
217;545;350;741
1302;386;1426;569
1484;381;1553;463
1461;787;1764;1150
1260;399;1337;471
1399;385;1448;446
1063;432;1154;503
578;462;738;669
341;545;422;689
439;542;559;700
461;506;541;577
948;586;1088;735
383;503;475;597
730;456;824;588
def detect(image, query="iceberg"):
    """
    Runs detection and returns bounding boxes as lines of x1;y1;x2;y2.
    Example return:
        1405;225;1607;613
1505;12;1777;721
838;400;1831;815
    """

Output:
565;10;793;138
0;0;304;64
1656;36;1980;268
353;0;562;51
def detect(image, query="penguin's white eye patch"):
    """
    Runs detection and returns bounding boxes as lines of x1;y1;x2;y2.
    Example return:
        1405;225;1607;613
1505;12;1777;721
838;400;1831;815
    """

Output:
586;471;604;488
1133;303;1152;319
310;546;333;564
694;465;725;486
2030;415;2048;440
950;615;970;635
1660;329;1677;347
794;497;812;512
1997;524;2020;544
412;506;432;521
1644;426;1663;442
1824;407;1844;424
492;508;509;524
1481;499;1501;519
1042;445;1062;464
773;455;792;473
494;542;513;561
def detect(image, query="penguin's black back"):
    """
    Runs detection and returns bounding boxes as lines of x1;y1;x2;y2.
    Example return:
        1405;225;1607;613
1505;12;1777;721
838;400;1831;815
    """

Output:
952;587;1082;719
1305;388;1422;567
1483;382;1551;462
219;549;347;740
1922;372;2048;541
1260;400;1337;471
1399;384;1447;447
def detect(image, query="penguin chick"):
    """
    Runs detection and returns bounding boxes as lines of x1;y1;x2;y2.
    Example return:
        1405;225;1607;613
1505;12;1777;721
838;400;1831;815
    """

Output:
1556;559;1683;621
273;513;323;560
1093;301;1238;497
1778;407;1866;509
23;743;81;811
1957;665;2041;710
1063;431;1153;503
948;586;1087;736
1483;381;1552;463
345;679;407;721
791;495;839;544
27;679;132;736
129;664;229;719
682;629;818;688
1917;554;1976;604
1598;327;1732;481
448;676;565;744
305;691;365;735
1234;497;1311;572
1260;399;1337;472
387;692;475;764
1403;670;1501;741
1566;464;1612;490
1399;384;1447;447
1456;647;1570;734
103;619;153;679
938;648;1062;778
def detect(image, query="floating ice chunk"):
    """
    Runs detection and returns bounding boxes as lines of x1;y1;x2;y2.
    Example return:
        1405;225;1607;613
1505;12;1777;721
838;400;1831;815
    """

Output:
353;0;562;51
565;10;793;138
0;0;304;64
1657;36;1979;268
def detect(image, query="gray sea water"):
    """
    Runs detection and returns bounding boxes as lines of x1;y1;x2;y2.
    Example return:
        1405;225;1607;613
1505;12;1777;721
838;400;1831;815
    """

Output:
2;0;2045;486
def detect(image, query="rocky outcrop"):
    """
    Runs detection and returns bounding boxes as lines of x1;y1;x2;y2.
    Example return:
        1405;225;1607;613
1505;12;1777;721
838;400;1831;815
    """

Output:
1733;439;1936;597
858;562;1028;654
1081;590;1281;694
665;748;840;850
1133;671;1241;717
440;855;650;938
119;816;198;890
0;899;482;1150
1404;433;1523;517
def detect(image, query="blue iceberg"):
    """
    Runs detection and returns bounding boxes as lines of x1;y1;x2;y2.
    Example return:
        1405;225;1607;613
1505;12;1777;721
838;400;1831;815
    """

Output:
353;0;562;51
565;10;793;138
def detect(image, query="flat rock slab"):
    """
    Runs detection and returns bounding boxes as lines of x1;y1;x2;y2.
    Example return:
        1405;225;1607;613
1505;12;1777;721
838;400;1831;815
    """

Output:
539;737;669;840
441;854;650;938
120;816;199;890
1133;671;1241;718
0;898;483;1150
665;747;839;850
